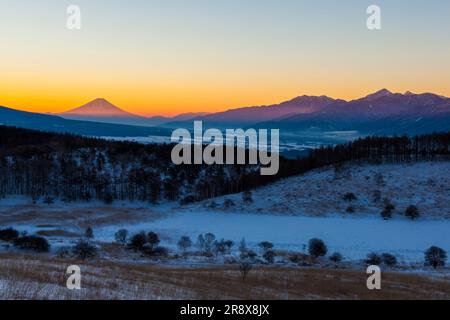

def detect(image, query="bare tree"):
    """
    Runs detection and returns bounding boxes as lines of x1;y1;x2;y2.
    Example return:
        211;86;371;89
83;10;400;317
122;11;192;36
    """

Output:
178;235;192;253
239;261;253;281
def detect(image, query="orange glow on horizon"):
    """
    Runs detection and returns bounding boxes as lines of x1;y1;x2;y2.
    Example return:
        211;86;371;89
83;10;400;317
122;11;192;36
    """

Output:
2;85;449;118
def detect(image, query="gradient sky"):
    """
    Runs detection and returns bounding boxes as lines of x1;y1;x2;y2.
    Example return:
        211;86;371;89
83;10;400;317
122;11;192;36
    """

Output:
1;0;449;116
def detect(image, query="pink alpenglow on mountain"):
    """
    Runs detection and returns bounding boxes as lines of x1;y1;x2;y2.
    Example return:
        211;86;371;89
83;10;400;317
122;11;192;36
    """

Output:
62;98;140;118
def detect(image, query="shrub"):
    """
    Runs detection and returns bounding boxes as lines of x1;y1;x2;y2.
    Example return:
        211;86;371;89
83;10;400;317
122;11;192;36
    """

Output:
308;238;328;258
381;253;398;267
383;199;395;211
381;199;395;220
147;232;160;250
114;229;128;245
72;239;97;260
0;228;19;242
343;193;357;202
258;241;274;251
213;239;227;256
262;250;275;264
381;208;392;220
224;240;234;254
329;252;343;263
14;235;50;252
144;246;169;258
346;206;355;213
128;232;147;251
405;205;420;220
242;191;253;203
223;199;235;208
424;246;447;269
207;201;218;209
365;252;382;265
177;235;192;252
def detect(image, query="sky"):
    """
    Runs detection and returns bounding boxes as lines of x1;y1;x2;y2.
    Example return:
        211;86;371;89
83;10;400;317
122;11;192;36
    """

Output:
1;0;449;116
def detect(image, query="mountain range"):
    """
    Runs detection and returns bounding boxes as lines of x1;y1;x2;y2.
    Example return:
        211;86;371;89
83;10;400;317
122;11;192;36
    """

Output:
1;89;449;138
171;89;450;135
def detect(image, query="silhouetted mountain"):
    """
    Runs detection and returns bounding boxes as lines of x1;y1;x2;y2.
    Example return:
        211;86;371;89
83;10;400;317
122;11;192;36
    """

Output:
0;106;171;137
202;95;339;124
255;90;450;135
60;98;210;127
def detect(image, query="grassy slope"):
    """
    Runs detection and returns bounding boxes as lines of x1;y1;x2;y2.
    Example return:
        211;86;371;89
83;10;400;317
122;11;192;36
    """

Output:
0;252;448;300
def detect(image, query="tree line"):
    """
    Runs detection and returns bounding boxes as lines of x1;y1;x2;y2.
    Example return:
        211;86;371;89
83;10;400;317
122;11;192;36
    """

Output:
0;126;449;204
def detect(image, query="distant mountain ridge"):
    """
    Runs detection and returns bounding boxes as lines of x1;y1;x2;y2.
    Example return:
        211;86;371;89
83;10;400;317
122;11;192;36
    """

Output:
0;105;171;137
60;98;209;127
3;89;450;137
254;89;450;135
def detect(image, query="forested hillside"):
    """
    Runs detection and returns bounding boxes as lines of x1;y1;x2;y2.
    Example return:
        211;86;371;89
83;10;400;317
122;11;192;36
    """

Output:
0;126;449;204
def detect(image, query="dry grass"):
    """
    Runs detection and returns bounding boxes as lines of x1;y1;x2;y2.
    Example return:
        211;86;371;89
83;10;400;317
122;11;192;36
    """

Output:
0;252;448;300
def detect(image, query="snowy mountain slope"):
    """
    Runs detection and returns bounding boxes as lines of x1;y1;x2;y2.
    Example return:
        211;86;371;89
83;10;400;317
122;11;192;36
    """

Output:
191;161;450;219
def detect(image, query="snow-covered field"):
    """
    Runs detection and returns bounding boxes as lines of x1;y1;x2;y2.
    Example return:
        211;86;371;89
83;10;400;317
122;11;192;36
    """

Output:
192;161;450;219
95;211;450;263
0;161;449;266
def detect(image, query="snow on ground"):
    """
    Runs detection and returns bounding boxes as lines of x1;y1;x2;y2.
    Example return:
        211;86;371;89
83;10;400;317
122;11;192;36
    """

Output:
0;161;449;265
188;161;450;219
94;210;450;263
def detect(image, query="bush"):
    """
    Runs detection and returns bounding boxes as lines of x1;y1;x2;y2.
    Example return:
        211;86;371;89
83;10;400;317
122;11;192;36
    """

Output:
72;239;97;260
114;229;128;245
128;232;147;251
223;199;235;208
224;240;234;254
381;253;397;267
308;238;328;258
242;191;253;203
329;252;343;263
424;246;447;269
147;232;160;250
381;208;392;220
346;206;355;213
213;239;227;256
258;241;274;251
0;228;19;242
343;193;357;202
381;199;395;220
144;246;169;258
405;205;420;220
365;252;382;265
383;199;395;211
262;250;275;264
14;235;50;252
